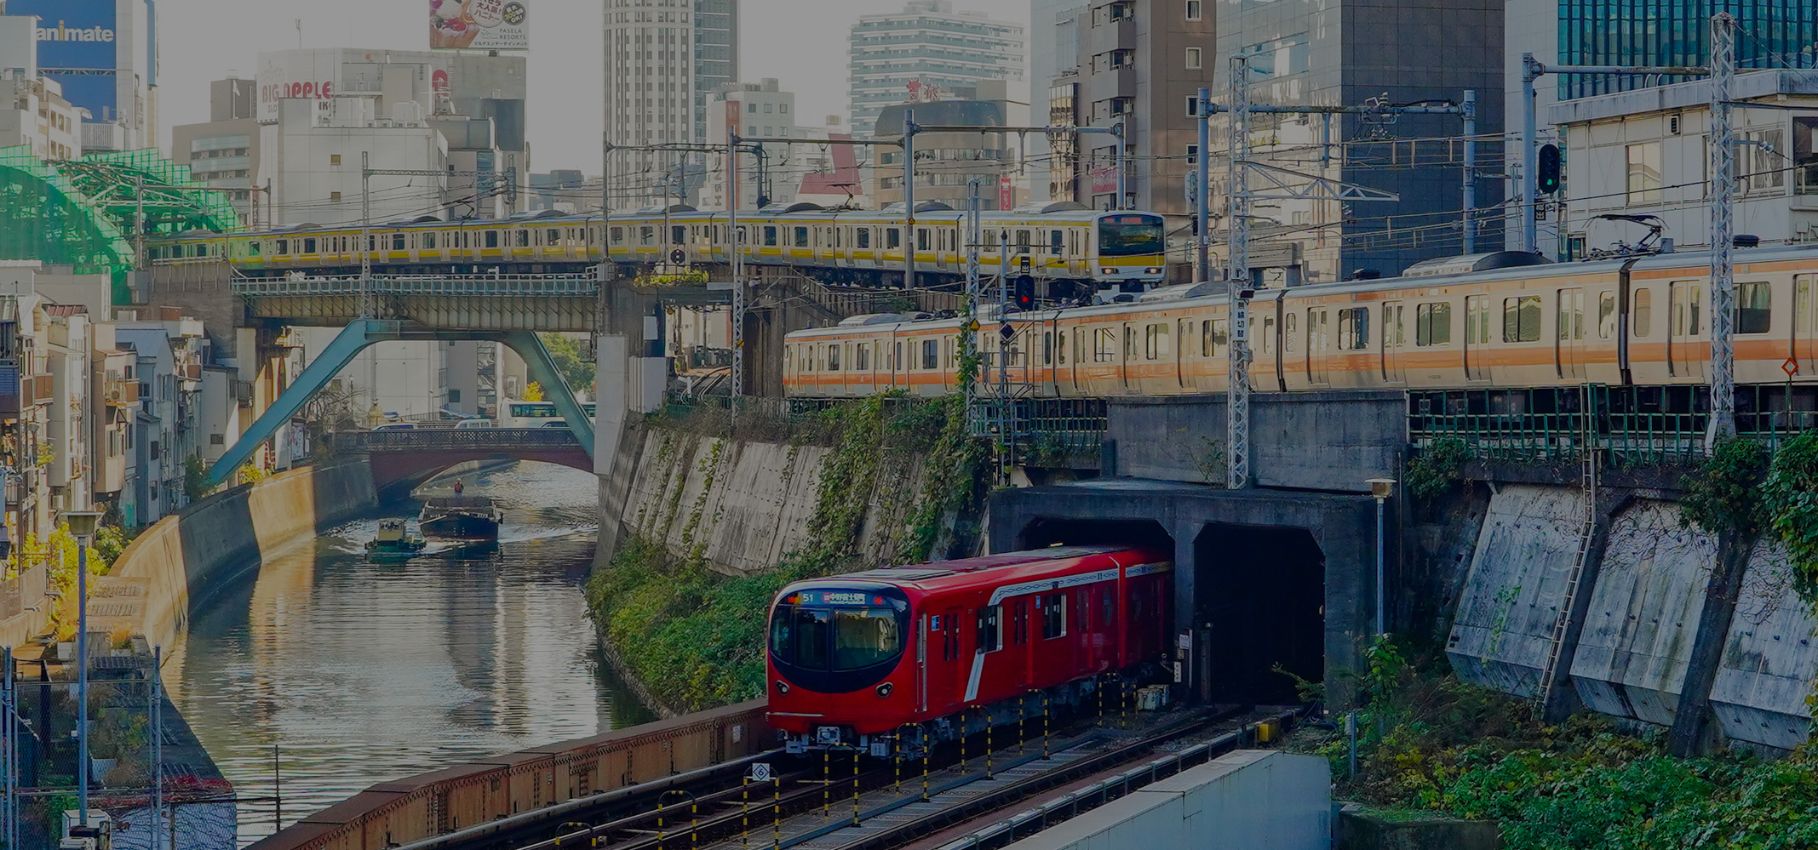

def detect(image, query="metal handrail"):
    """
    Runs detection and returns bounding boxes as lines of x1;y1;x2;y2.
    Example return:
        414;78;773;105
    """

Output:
336;428;583;451
233;274;598;298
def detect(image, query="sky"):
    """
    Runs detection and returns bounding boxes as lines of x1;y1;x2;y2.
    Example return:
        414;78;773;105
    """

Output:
156;0;1032;173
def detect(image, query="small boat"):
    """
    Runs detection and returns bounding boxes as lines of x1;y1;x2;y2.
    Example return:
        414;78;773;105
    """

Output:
418;496;504;542
366;519;428;560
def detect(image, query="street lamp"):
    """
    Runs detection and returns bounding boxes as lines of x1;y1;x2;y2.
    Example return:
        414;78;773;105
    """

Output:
1366;480;1396;637
62;509;101;834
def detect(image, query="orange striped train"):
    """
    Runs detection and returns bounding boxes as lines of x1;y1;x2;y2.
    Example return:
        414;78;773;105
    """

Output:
782;245;1818;401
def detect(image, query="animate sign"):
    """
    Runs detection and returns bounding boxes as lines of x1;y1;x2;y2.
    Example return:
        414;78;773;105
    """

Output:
35;21;115;43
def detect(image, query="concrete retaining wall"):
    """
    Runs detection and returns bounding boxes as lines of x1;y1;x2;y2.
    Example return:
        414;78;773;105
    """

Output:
1107;391;1405;493
1000;751;1330;850
91;461;377;650
613;427;928;575
1447;484;1816;752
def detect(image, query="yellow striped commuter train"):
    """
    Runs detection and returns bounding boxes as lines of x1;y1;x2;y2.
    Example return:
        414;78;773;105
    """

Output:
146;202;1168;294
783;245;1818;403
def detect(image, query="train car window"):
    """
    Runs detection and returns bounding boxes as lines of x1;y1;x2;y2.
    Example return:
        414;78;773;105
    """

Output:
1099;589;1114;629
1338;307;1370;350
550;228;564;246
391;234;406;251
422;233;437;250
1016;230;1031;251
944;337;955;369
1124;326;1137;361
887;228;901;250
977;606;1003;653
1094;328;1117;363
1261;316;1275;353
917;229;931;251
1800;277;1817;336
772;608;831;671
1737;282;1772;334
300;237;316;253
895;342;903;371
827;344;841;371
921;339;939;369
669;225;684;245
1416;303;1452;346
1050;230;1064;254
1632;288;1653;337
1670;282;1703;336
1556;289;1585;341
608;227;622;245
1384;304;1406;348
1211;319;1229;354
511;230;527;248
1040;594;1067;639
791;226;807;247
488;230;501;249
761;226;776;247
1596;292;1618;338
1502;296;1541;343
1057;331;1068;365
1040;332;1053;365
247;242;262;257
856;228;872;249
275;239;289;254
1144;323;1171;359
855;344;870;371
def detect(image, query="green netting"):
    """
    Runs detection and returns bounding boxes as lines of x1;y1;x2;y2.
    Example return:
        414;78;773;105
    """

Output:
0;146;241;304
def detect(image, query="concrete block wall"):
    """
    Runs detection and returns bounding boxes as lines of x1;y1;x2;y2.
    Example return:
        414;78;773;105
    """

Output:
1447;484;1817;752
1569;500;1711;729
1446;484;1589;698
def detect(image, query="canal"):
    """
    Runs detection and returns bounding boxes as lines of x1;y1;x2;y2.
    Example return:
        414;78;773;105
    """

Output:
164;463;655;846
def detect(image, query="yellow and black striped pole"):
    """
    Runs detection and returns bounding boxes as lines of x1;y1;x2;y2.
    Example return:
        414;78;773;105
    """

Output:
986;709;994;779
822;750;831;818
1043;690;1052;760
740;776;750;848
894;728;904;793
852;749;861;827
1019;693;1028;753
689;797;699;850
921;737;931;802
656;797;668;850
772;776;782;850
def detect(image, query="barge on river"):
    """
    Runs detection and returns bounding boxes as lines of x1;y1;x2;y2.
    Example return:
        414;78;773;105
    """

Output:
418;496;504;542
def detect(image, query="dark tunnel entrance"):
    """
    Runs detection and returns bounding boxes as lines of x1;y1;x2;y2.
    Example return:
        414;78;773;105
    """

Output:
1018;518;1173;553
1195;523;1325;706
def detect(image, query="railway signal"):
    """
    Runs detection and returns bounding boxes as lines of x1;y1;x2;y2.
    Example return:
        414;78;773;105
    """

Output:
1536;144;1562;195
1012;276;1035;311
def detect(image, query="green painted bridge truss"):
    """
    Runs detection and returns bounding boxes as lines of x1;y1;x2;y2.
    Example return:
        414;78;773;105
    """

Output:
0;146;240;304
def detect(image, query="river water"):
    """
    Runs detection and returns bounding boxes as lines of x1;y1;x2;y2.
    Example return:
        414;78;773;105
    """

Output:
163;463;655;847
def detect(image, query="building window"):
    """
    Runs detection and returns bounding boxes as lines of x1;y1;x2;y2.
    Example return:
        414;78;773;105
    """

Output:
1185;96;1198;118
1186;0;1202;21
330;154;342;167
1796;117;1818;195
1186;144;1198;165
1186;47;1202;69
1626;142;1662;205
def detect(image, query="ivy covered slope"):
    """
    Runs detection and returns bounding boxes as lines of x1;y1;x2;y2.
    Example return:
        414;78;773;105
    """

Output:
1322;435;1818;850
1316;641;1818;850
585;395;987;712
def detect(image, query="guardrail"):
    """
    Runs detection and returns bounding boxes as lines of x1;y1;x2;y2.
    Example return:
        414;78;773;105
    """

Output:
234;273;599;298
335;427;584;451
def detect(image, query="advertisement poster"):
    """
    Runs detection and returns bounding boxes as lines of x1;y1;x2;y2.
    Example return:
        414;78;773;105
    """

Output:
11;0;119;119
431;0;529;51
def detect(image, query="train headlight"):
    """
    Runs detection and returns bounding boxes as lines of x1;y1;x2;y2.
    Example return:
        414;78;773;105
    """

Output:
876;682;894;698
1100;267;1116;276
776;680;791;695
1145;267;1163;275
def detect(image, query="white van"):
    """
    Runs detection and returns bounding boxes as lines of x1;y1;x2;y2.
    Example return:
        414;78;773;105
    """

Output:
455;419;496;430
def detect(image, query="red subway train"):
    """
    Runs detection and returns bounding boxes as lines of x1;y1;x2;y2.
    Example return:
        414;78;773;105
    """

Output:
766;545;1173;756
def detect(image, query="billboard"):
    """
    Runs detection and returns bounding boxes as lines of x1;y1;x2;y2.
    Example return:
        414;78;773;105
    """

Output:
256;52;342;123
12;0;119;120
430;0;529;51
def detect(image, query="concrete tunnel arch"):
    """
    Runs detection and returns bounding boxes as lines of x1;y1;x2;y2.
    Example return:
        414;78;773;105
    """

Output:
992;484;1375;709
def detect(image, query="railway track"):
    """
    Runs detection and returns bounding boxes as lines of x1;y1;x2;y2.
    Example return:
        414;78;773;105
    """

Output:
406;703;1295;850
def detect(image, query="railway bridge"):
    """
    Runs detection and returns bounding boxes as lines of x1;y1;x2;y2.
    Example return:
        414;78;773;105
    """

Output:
332;428;592;499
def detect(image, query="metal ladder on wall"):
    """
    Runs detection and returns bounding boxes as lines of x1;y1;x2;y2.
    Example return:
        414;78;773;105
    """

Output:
1534;385;1601;709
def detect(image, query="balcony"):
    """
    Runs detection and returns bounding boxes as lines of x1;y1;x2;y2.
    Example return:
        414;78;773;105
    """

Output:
105;382;141;407
19;374;52;408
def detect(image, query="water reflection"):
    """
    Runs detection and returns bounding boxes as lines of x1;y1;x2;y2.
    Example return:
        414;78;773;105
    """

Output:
168;464;653;846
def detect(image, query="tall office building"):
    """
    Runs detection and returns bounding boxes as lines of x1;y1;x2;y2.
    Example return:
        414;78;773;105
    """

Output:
848;0;1025;139
603;0;739;208
170;77;260;222
1028;0;1087;201
1504;0;1818;253
6;0;157;152
1067;0;1214;217
695;0;739;143
1214;0;1504;284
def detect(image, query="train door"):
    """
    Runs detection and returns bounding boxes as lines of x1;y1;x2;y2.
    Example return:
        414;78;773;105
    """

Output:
1669;280;1706;379
940;608;962;706
1306;308;1330;387
1381;301;1407;384
1177;317;1192;390
1121;322;1137;391
1464;294;1491;382
1557;287;1587;380
1012;598;1032;686
1798;275;1818;376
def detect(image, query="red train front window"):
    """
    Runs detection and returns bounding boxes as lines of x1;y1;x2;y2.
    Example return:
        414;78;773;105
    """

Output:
770;587;909;693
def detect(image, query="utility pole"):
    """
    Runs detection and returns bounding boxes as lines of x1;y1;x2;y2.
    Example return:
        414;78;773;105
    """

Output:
903;109;918;290
728;128;744;402
1461;90;1478;254
1196;87;1211;282
1225;56;1254;490
997;229;1013;484
964;178;982;402
360;151;373;319
1707;12;1738;443
150;646;163;850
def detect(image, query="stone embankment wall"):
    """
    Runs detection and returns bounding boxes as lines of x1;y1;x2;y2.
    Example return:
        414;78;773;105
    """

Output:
604;424;936;576
92;461;377;649
1445;483;1816;752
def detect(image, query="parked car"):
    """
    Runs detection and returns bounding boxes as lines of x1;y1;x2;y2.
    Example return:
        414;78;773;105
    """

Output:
372;422;417;432
454;419;496;430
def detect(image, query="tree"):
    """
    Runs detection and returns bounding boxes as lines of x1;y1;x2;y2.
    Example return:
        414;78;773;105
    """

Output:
539;333;597;398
